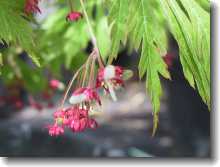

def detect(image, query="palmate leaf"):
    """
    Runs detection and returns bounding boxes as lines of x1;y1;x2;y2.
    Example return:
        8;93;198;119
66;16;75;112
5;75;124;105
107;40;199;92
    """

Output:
138;0;171;135
105;0;170;135
159;0;210;109
0;0;40;66
105;0;210;134
105;0;129;64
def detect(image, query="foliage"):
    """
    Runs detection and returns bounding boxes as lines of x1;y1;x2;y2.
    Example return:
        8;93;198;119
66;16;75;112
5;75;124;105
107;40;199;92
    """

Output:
104;0;210;133
0;0;40;67
160;0;210;108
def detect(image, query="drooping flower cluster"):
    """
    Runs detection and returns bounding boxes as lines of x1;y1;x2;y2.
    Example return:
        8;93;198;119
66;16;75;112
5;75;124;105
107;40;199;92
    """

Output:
47;63;132;136
46;0;132;137
47;106;98;136
24;0;41;14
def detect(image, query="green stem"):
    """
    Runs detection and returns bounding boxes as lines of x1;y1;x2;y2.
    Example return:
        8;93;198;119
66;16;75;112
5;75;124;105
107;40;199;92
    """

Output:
80;0;105;68
80;0;97;48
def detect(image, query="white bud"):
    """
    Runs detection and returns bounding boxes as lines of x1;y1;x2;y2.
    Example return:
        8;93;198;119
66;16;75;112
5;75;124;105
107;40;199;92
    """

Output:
69;94;87;105
104;65;115;80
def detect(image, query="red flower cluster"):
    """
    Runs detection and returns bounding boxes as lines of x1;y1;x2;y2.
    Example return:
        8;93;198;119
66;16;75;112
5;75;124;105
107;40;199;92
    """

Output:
47;65;131;136
47;87;100;136
47;107;98;136
24;0;41;14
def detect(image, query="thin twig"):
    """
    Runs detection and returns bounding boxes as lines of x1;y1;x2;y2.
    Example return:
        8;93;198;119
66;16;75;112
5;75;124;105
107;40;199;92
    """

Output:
88;54;96;87
80;0;105;67
60;64;85;109
68;0;74;11
82;52;94;87
95;48;105;68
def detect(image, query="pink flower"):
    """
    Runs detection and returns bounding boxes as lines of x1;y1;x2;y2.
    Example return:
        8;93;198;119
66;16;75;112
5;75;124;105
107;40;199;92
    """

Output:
48;124;64;136
97;65;124;86
68;107;88;131
69;87;101;105
66;107;97;132
79;118;88;131
70;119;80;132
62;117;70;126
53;109;65;119
53;109;68;125
49;79;65;91
66;107;80;120
96;65;124;101
79;109;88;118
70;117;88;132
24;0;41;14
66;11;83;21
